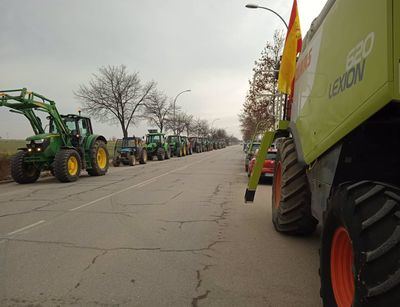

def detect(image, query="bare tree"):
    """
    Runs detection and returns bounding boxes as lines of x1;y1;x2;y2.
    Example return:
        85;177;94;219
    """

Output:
165;111;192;135
239;30;284;140
75;65;156;138
193;119;210;137
142;90;172;133
183;113;194;136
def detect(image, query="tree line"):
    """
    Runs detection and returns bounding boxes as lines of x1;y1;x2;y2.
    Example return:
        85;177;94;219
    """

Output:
75;65;236;142
239;31;284;141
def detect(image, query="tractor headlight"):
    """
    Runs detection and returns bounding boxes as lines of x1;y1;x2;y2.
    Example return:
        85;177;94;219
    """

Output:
34;139;45;144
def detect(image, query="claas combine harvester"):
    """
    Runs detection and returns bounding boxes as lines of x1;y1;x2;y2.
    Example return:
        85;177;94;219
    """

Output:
0;88;109;183
246;0;400;305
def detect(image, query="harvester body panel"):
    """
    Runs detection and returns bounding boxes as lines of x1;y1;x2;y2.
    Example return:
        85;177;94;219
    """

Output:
292;0;395;164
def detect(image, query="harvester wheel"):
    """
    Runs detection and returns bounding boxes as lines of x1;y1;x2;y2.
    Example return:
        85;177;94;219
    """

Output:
128;154;136;166
139;149;147;164
87;140;109;176
11;151;41;184
320;181;400;306
272;138;317;235
157;148;165;161
53;149;81;182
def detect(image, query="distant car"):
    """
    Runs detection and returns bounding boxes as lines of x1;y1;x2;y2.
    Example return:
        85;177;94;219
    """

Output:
244;142;261;172
248;148;277;178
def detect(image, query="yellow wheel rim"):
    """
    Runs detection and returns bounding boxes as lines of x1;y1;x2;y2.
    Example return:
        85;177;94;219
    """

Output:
97;148;107;169
183;147;187;155
68;156;79;176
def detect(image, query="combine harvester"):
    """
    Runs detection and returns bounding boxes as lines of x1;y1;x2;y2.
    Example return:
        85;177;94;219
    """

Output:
245;0;400;305
0;88;109;183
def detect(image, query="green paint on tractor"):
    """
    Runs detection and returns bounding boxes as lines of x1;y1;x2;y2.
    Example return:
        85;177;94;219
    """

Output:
145;130;170;161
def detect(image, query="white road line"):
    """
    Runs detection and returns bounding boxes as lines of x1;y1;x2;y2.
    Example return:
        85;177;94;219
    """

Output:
7;220;46;236
69;155;210;212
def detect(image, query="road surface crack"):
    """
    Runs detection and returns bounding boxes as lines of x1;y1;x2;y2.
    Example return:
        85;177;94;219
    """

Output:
191;290;210;307
161;219;218;229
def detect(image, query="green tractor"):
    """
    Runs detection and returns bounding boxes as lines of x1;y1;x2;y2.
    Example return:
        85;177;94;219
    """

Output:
112;137;147;166
145;129;170;161
246;0;400;305
166;135;186;157
181;136;192;155
0;88;109;183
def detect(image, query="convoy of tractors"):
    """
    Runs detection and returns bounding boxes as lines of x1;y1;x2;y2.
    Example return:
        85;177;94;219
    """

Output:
0;88;226;184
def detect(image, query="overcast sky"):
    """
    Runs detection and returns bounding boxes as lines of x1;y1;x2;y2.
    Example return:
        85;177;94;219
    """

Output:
0;0;327;139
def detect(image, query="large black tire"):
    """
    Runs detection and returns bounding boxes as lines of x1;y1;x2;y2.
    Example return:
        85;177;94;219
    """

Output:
128;154;136;166
176;147;182;157
87;140;109;176
320;181;400;306
165;148;171;159
53;149;81;182
10;151;41;184
139;149;147;164
157;147;165;161
271;138;317;235
112;157;120;167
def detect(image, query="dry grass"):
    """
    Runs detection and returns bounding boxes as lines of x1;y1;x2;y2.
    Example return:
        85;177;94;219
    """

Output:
0;154;11;181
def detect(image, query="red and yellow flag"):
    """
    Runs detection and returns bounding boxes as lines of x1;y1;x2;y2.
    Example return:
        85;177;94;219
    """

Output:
278;0;302;95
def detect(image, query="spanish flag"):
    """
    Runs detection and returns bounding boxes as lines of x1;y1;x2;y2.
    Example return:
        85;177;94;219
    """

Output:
277;0;302;95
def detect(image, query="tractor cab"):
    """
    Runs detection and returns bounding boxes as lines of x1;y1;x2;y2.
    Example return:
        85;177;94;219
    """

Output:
145;130;170;160
112;136;147;167
49;114;93;144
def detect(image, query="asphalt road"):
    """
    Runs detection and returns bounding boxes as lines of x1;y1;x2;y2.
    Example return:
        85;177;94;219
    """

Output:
0;145;321;306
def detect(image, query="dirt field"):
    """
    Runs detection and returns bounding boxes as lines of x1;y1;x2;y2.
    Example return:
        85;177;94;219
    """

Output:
0;139;25;155
0;154;11;181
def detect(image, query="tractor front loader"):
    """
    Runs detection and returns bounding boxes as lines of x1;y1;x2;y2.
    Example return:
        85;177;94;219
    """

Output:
245;0;400;305
0;88;109;183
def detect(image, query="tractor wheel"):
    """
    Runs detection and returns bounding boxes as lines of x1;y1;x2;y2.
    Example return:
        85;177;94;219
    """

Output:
149;154;154;161
176;147;181;157
139;149;147;164
272;138;317;235
53;149;81;182
157;148;165;161
112;158;120;167
128;154;136;166
183;146;187;156
11;151;41;184
320;181;400;306
87;140;109;176
165;148;171;159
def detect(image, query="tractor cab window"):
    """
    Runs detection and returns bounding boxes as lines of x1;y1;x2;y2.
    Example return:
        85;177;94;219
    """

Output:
64;118;77;133
77;119;89;136
49;119;58;133
122;138;136;147
147;135;161;143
